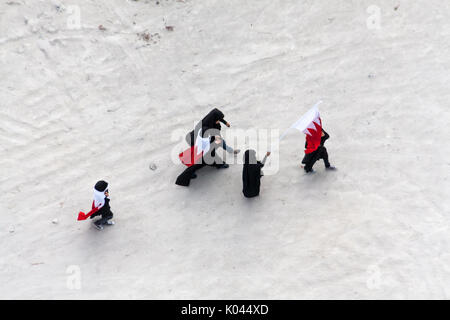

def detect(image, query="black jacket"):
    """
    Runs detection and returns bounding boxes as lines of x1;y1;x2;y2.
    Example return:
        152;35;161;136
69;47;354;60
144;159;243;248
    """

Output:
90;198;113;219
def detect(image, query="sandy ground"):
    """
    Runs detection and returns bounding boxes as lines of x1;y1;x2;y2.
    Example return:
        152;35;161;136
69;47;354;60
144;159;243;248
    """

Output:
1;0;450;299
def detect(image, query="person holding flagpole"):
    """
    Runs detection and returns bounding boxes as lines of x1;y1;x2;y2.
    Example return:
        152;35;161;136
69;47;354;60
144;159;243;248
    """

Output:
302;129;336;173
279;101;336;174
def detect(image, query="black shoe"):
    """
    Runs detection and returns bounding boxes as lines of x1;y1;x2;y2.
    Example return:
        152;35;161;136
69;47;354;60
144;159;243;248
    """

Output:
326;166;337;171
217;164;229;169
305;169;315;174
191;173;197;179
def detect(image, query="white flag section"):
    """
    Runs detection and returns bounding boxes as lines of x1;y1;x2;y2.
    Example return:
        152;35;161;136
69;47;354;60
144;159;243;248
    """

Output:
279;101;323;141
195;130;211;155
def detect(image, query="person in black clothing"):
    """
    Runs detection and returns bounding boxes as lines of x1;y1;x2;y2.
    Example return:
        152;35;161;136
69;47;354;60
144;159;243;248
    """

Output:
90;180;114;230
176;135;229;187
186;108;240;155
242;150;271;198
200;108;229;131
302;129;336;173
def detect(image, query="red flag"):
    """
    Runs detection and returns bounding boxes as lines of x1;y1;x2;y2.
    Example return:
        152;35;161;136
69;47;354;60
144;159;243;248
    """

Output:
282;101;323;154
179;146;203;167
305;117;322;154
77;201;100;221
179;130;211;167
279;101;323;153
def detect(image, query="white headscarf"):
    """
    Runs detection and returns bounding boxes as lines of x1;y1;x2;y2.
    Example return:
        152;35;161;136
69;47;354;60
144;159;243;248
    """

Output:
195;129;211;155
93;189;107;208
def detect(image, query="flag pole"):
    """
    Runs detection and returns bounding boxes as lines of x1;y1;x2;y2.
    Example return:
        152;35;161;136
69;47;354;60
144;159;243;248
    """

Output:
279;129;291;142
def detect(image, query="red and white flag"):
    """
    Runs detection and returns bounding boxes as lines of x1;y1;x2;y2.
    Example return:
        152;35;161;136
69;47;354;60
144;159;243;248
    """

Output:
179;130;211;167
280;101;323;153
77;188;107;221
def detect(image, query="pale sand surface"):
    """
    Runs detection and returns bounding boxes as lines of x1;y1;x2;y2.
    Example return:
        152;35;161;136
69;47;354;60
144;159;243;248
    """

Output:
0;0;449;299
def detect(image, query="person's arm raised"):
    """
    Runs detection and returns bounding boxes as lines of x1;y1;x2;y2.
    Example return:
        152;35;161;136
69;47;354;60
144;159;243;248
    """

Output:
261;151;271;165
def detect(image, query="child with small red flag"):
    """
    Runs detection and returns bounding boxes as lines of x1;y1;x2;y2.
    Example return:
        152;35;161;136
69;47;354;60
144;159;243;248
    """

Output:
78;180;115;230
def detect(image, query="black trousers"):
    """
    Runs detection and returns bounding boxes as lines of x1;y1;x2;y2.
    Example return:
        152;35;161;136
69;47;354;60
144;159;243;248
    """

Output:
94;211;113;226
303;147;330;172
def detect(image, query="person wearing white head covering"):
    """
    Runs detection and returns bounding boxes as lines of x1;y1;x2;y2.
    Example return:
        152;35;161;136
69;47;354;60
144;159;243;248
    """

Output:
89;180;115;230
93;187;107;208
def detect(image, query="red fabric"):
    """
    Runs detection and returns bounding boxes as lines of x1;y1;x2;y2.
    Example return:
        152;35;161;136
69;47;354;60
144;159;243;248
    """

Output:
77;201;100;221
179;146;203;167
305;119;323;154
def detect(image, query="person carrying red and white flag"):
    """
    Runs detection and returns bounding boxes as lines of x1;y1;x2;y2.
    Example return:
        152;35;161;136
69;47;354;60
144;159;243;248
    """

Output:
179;129;212;167
176;129;229;187
281;101;336;173
77;181;115;230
